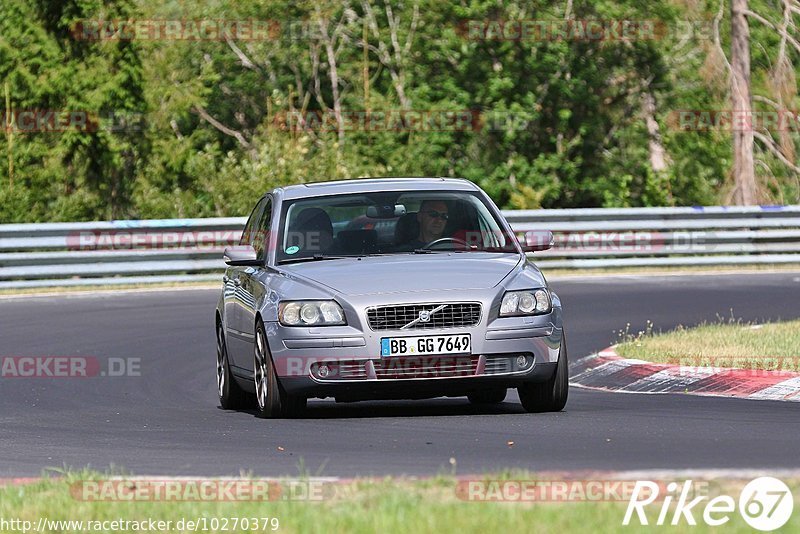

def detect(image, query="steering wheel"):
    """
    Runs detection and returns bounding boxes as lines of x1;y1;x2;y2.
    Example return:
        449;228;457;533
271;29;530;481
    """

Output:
422;237;471;250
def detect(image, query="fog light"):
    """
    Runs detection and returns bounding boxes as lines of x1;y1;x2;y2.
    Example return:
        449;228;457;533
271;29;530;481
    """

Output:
516;355;528;368
318;364;330;378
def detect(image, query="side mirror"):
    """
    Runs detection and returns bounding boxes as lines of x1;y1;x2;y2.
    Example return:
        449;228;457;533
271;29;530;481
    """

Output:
223;245;262;266
519;230;554;252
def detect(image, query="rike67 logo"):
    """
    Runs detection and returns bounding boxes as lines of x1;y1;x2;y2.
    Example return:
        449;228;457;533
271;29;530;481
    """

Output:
624;477;793;530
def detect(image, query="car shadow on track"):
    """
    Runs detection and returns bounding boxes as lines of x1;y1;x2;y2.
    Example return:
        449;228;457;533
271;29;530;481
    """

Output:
309;399;532;419
222;398;532;419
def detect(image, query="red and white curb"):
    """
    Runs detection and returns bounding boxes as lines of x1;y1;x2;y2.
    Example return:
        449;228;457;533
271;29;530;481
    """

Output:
570;347;800;402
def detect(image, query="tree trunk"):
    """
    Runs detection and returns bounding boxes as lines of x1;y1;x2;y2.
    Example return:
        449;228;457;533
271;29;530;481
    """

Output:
4;81;13;189
643;92;667;173
730;0;756;205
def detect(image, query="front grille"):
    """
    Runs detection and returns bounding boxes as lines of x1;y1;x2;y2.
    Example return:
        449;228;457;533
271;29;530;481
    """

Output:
366;302;481;331
483;355;514;375
337;360;368;379
373;355;479;379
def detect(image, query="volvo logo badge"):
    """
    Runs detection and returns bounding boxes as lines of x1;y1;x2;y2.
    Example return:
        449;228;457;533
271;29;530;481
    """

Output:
400;304;448;330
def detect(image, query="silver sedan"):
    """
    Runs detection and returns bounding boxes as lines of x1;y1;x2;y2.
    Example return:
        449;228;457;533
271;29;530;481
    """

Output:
215;178;566;418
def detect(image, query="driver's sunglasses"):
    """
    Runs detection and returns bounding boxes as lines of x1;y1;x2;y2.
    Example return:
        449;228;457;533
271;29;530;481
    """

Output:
424;210;449;221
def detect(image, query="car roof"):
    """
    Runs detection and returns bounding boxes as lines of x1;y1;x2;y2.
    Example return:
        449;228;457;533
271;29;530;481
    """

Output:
276;177;479;200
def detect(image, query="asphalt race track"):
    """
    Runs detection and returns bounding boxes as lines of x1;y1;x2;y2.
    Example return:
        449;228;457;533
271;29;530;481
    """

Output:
1;272;799;477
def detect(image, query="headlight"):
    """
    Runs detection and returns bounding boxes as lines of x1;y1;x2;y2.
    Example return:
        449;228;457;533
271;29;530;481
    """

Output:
500;289;551;316
279;301;346;326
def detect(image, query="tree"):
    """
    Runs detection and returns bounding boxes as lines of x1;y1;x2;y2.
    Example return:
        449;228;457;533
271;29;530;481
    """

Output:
0;0;147;221
731;0;756;204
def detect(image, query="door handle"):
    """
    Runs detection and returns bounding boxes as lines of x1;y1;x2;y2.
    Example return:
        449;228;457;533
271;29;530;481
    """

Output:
222;275;229;283
233;278;242;287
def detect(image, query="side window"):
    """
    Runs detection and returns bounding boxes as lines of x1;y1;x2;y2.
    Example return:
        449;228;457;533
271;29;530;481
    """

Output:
239;197;267;246
253;197;273;260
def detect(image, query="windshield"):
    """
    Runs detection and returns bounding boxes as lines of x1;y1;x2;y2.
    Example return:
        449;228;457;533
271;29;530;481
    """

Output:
275;190;519;263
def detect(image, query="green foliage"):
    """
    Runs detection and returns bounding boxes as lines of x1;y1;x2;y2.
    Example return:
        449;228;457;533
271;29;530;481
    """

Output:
0;0;797;222
1;0;147;221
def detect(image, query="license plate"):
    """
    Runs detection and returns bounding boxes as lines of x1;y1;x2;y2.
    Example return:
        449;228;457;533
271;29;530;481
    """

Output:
380;334;471;357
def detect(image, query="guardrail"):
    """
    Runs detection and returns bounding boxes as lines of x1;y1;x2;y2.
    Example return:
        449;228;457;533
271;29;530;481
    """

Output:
1;206;799;289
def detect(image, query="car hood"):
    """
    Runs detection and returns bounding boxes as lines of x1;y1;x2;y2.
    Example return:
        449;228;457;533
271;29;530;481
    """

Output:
280;253;521;296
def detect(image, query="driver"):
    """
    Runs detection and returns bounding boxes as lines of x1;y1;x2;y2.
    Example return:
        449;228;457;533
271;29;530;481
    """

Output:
408;200;449;249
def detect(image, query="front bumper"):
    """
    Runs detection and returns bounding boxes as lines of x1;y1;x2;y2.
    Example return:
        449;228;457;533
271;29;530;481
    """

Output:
280;362;558;400
263;312;562;399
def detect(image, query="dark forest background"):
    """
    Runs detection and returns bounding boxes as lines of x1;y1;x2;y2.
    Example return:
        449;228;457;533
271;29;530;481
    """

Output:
1;0;798;222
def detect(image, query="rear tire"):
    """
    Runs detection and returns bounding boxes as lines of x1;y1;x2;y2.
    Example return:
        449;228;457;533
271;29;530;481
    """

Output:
217;322;250;410
518;332;569;413
254;320;306;418
467;388;507;404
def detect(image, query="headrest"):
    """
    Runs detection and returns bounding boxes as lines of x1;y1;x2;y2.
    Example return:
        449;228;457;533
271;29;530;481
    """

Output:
294;207;332;235
394;212;419;244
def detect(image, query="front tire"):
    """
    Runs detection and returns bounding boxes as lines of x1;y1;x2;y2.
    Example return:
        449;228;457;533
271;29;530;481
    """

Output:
217;322;249;410
518;332;569;413
254;320;306;418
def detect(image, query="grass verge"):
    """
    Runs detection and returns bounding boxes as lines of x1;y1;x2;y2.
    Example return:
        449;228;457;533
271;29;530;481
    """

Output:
615;319;800;370
1;471;798;533
0;281;219;297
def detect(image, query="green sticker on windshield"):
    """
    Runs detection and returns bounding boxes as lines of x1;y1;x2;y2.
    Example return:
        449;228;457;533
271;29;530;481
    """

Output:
285;246;300;255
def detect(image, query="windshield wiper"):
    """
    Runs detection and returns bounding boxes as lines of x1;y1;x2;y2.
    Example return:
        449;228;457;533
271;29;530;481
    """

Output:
482;246;517;253
278;254;351;265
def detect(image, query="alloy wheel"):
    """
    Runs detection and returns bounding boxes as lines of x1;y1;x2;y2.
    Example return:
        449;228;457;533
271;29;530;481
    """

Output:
254;329;269;410
216;324;226;398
